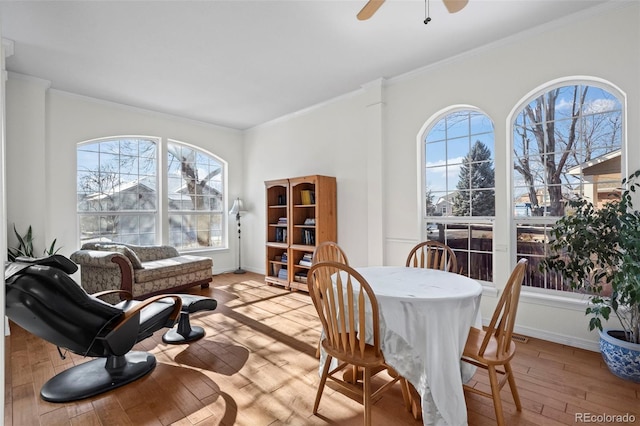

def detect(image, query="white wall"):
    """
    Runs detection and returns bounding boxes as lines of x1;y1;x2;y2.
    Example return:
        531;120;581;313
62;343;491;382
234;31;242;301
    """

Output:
5;79;244;273
244;2;640;350
243;90;372;268
5;75;48;246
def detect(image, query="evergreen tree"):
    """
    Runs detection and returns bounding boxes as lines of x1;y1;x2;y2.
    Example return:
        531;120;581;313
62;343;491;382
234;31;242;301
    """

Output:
452;141;495;216
425;188;436;216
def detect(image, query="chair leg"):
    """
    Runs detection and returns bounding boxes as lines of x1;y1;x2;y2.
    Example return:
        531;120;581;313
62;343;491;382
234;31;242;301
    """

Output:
487;365;505;426
386;367;412;413
315;339;321;359
350;365;360;383
399;378;412;412
314;355;332;414
408;383;423;420
505;362;522;411
363;366;372;426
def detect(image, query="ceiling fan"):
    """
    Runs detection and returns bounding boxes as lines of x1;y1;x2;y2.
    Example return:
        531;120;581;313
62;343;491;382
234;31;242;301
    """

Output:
357;0;468;20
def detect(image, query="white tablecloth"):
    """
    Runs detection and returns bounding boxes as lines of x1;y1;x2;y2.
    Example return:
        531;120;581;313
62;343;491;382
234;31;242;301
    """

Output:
356;266;482;426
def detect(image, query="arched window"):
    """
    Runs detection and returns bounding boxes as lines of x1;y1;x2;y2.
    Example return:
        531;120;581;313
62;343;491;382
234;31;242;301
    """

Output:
511;81;623;291
167;140;224;249
77;136;226;250
421;108;495;281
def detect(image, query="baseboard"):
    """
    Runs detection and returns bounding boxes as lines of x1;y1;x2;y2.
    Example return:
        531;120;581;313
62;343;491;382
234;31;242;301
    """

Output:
215;266;262;275
512;323;600;352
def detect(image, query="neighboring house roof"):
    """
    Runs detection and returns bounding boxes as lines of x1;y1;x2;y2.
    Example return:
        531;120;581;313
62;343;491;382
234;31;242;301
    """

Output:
85;179;222;203
435;192;457;206
567;149;622;199
567;149;621;180
84;180;155;202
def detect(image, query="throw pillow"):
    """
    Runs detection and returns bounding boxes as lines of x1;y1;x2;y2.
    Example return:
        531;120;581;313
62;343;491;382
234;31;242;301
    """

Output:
84;243;144;269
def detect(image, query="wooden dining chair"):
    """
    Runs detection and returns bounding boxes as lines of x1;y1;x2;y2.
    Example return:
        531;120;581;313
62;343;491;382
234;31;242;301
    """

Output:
405;240;458;272
312;241;349;265
461;258;528;426
308;261;411;426
312;241;349;358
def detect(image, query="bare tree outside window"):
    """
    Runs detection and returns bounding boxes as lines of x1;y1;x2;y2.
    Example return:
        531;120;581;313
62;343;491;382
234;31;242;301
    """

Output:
77;138;157;244
512;84;622;290
77;137;225;250
167;142;223;249
513;85;621;217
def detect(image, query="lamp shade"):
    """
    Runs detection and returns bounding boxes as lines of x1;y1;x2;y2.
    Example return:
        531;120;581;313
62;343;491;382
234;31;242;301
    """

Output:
229;198;244;215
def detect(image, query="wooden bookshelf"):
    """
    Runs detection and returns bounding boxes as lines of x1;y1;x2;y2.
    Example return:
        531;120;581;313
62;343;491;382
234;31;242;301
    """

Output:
265;179;290;288
264;175;337;291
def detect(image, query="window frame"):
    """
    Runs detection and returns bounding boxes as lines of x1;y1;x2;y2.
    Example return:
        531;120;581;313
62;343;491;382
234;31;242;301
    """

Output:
418;106;496;283
165;139;227;251
77;135;229;252
509;77;626;294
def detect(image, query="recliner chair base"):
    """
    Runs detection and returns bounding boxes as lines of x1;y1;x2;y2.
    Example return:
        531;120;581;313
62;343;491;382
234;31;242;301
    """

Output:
40;351;156;402
162;294;217;344
162;323;206;343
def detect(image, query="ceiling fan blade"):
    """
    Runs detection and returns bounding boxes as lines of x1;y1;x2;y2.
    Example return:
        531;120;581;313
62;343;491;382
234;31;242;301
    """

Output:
443;0;468;13
357;0;385;20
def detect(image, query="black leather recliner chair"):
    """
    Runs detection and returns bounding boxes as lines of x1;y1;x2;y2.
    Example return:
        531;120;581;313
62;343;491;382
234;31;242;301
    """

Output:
5;255;216;403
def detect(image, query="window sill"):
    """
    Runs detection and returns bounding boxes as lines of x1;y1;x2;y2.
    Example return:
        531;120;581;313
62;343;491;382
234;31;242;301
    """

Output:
519;288;589;312
478;281;589;312
179;246;227;256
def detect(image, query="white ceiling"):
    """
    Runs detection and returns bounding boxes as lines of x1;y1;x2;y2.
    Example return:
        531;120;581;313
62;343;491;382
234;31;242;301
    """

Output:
0;0;610;130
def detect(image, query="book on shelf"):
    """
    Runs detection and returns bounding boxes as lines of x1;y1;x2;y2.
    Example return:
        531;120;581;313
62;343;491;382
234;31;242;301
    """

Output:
277;217;287;225
298;253;313;267
277;267;288;280
302;229;315;245
294;271;308;283
275;228;287;243
300;190;316;205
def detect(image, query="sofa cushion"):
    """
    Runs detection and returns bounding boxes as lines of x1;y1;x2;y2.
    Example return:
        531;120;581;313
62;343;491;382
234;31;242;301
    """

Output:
121;244;179;262
133;255;212;283
81;243;144;269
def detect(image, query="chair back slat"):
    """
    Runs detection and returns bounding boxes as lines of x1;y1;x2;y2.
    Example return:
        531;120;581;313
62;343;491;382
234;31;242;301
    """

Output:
406;240;458;273
478;258;527;357
309;261;381;361
347;275;357;354
358;282;367;356
335;271;348;351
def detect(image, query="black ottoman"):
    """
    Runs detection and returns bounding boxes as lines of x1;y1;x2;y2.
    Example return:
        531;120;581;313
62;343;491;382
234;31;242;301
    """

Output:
162;294;217;344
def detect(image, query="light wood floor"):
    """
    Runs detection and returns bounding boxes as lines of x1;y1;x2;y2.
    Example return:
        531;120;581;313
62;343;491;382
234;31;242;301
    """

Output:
5;272;640;426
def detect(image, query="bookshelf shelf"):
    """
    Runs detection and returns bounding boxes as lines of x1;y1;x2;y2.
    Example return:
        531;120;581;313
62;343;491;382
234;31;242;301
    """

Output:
264;175;337;291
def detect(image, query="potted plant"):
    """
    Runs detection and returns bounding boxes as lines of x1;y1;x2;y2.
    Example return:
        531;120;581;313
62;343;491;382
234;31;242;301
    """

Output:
541;169;640;383
7;224;60;262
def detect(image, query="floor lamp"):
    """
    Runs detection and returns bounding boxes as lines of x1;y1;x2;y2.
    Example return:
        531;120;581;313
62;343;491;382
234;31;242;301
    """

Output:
229;197;246;274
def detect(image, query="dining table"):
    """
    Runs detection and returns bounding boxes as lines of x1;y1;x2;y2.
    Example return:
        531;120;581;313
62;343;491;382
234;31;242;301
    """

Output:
353;266;483;426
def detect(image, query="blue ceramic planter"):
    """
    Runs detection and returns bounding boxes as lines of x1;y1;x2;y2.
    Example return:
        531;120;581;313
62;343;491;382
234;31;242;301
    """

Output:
599;328;640;383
